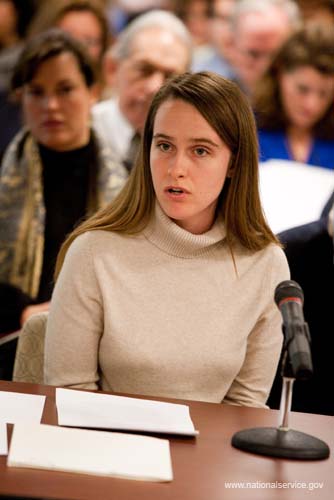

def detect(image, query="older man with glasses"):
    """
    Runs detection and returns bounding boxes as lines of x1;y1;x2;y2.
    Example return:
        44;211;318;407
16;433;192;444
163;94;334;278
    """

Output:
92;10;192;173
230;0;301;95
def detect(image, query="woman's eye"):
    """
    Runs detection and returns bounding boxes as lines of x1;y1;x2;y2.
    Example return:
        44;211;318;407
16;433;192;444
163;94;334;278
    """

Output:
194;147;208;156
158;143;171;152
297;85;309;95
27;88;43;97
58;85;74;95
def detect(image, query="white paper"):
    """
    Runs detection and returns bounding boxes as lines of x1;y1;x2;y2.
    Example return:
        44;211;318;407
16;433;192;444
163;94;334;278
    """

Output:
8;423;173;482
0;423;7;455
259;160;334;234
56;388;199;436
0;391;46;455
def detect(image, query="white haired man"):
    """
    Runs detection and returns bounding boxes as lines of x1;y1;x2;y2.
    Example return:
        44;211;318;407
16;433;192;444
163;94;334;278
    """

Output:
230;0;301;94
92;10;192;171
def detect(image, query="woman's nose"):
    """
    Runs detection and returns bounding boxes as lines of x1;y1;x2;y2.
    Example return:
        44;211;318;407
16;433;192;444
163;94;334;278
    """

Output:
43;94;59;110
168;152;188;178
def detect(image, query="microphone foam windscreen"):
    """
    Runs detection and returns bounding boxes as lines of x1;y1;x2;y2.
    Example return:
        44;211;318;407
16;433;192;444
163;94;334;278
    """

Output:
274;280;304;305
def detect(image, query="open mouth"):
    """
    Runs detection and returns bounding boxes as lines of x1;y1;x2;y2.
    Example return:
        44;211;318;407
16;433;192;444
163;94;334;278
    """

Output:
168;188;184;194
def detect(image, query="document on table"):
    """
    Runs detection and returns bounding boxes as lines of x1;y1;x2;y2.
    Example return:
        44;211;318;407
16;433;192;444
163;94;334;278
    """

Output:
0;391;46;455
56;388;199;436
0;423;7;455
8;423;173;482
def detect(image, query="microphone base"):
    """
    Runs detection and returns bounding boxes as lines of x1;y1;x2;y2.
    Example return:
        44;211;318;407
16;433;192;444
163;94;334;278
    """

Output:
232;427;330;460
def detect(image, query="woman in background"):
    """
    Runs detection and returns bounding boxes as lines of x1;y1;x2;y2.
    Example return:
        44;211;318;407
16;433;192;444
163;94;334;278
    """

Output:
28;0;111;93
254;25;334;170
0;29;126;358
45;72;289;407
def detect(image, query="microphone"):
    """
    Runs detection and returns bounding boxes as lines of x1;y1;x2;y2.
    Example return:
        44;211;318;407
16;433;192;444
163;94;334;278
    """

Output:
231;279;329;460
274;280;313;380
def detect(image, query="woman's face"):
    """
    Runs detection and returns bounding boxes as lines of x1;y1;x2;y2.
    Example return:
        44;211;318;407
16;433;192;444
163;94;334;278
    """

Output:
22;52;96;151
279;65;334;131
57;11;104;61
150;98;232;235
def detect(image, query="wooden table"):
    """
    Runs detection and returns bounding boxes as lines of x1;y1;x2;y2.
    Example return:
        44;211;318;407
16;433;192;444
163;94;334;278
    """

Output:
0;380;333;500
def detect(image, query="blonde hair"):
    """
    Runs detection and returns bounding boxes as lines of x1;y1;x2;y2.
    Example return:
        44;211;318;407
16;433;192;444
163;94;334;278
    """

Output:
56;72;278;277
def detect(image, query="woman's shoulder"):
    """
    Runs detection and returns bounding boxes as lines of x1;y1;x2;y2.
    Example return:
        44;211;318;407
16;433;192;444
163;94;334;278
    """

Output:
315;137;334;147
67;229;141;259
260;242;290;281
262;241;287;260
0;129;30;172
236;241;288;276
257;129;287;162
234;241;289;275
68;229;120;250
258;129;285;141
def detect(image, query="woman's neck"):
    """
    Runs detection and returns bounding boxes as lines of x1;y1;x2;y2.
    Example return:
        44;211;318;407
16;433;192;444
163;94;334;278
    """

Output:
286;126;313;163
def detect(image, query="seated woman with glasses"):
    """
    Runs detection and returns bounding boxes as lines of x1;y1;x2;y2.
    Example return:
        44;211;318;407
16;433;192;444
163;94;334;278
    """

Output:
0;29;127;377
253;25;334;170
44;71;289;407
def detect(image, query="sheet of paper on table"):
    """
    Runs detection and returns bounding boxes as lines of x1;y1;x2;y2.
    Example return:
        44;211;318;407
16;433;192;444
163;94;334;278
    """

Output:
56;388;199;436
7;423;173;482
0;391;46;455
259;160;334;234
0;424;7;455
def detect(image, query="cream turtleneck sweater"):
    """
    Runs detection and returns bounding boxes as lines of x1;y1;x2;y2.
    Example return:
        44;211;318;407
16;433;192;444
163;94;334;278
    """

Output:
45;204;289;407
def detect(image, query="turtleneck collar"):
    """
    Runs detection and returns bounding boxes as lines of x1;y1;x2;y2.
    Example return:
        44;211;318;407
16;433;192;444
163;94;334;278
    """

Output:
144;202;226;259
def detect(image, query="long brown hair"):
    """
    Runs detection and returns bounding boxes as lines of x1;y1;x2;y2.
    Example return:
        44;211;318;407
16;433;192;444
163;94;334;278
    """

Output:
254;25;334;139
56;71;278;277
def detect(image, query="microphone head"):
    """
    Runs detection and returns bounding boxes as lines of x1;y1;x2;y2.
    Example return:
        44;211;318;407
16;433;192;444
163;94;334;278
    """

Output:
274;280;304;306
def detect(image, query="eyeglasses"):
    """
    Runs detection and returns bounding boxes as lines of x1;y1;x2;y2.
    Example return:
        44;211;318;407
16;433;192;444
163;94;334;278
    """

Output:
241;48;276;61
80;37;103;49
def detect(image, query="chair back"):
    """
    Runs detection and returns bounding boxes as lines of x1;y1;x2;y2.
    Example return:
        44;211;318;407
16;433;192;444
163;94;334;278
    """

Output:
12;312;48;384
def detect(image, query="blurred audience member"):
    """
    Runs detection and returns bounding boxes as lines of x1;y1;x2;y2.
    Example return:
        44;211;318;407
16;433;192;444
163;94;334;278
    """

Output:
267;195;334;415
254;25;334;169
92;10;192;172
0;30;127;378
0;0;39;161
191;0;237;78
29;0;111;89
172;0;213;63
113;0;171;25
230;0;300;95
296;0;334;28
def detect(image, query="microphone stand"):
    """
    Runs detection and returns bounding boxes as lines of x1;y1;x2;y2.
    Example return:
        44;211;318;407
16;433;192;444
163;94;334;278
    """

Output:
231;348;330;460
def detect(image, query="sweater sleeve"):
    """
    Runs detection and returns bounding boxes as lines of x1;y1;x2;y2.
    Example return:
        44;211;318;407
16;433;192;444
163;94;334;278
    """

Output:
44;232;103;390
223;247;290;408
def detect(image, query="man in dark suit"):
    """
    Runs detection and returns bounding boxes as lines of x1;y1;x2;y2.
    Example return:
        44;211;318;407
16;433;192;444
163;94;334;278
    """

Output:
267;194;334;415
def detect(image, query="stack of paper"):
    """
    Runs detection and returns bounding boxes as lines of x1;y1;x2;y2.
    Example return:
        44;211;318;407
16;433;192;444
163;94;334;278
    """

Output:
259;160;334;233
0;391;45;455
56;388;199;436
8;423;173;481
